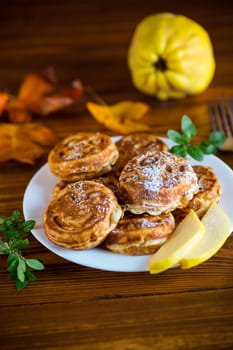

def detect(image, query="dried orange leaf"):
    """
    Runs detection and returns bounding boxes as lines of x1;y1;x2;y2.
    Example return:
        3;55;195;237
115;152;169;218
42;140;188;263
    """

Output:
0;93;9;115
7;99;32;122
58;80;83;100
40;80;83;115
40;96;74;116
86;101;150;133
0;123;57;164
3;69;83;122
18;68;56;104
21;123;58;146
6;68;57;122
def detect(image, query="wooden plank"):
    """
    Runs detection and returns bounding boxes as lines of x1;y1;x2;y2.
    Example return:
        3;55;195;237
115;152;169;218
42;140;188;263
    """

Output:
1;234;233;307
1;288;233;350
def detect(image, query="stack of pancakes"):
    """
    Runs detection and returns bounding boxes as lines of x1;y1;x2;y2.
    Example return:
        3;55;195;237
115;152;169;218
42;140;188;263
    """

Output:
43;132;221;255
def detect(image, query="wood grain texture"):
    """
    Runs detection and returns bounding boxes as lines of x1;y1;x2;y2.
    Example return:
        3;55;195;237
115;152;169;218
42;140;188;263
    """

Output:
0;1;233;349
1;289;233;350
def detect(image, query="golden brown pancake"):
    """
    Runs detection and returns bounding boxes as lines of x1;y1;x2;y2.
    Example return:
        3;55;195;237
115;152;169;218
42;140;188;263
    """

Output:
48;132;119;181
173;165;222;223
51;179;69;198
92;171;123;203
113;132;168;174
105;212;175;255
43;180;122;249
119;151;199;215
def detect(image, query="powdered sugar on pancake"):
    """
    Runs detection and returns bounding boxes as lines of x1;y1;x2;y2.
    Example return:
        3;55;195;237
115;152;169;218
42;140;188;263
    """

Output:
119;151;199;215
122;151;198;194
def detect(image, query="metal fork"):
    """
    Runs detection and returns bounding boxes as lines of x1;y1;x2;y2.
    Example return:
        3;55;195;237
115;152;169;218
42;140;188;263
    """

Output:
208;97;233;151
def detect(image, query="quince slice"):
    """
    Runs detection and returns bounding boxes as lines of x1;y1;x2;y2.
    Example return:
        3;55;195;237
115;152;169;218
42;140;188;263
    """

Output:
180;202;231;269
149;210;205;274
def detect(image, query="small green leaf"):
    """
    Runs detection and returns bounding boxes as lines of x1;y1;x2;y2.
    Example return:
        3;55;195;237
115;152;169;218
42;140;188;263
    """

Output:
5;227;21;240
167;130;182;143
0;240;10;254
10;238;29;251
199;142;217;155
7;252;17;265
169;144;187;158
5;219;13;228
0;223;8;232
179;133;191;144
25;270;37;281
16;278;28;291
0;217;5;225
17;258;26;282
7;254;19;272
208;131;226;147
181;115;196;138
20;220;35;233
11;210;21;221
187;145;204;161
25;259;44;270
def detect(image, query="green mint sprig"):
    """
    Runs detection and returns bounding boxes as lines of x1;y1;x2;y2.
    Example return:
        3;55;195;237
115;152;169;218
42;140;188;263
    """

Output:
167;115;226;161
0;210;44;290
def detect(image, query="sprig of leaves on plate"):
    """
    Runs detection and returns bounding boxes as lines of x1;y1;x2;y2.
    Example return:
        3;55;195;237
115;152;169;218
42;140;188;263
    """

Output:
0;210;44;290
167;115;226;161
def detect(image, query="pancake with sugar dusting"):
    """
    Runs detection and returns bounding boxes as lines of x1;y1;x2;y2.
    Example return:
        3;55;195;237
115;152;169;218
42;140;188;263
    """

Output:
173;165;222;222
119;151;199;215
105;212;175;255
52;174;122;202
52;179;69;198
114;132;168;174
43;180;122;249
48;132;119;181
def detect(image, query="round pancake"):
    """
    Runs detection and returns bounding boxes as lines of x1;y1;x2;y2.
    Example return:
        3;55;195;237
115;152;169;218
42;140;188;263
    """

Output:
173;165;222;223
48;132;119;181
105;212;175;255
92;171;123;203
43;180;122;249
114;132;168;174
119;151;199;215
51;179;69;198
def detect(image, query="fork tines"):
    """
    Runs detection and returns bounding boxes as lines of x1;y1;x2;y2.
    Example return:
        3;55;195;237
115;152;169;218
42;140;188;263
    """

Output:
208;97;233;137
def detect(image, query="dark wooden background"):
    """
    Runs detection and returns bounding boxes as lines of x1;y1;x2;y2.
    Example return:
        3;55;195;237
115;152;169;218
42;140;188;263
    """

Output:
1;1;233;349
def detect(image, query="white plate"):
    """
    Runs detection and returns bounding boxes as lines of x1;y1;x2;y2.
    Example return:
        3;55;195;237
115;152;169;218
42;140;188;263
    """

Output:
23;138;233;272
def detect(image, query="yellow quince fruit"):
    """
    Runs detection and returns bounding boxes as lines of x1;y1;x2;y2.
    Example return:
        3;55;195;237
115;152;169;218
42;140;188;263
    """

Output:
128;13;215;100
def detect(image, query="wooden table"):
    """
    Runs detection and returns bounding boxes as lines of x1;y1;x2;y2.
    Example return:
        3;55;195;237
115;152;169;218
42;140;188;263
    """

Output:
1;1;233;349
